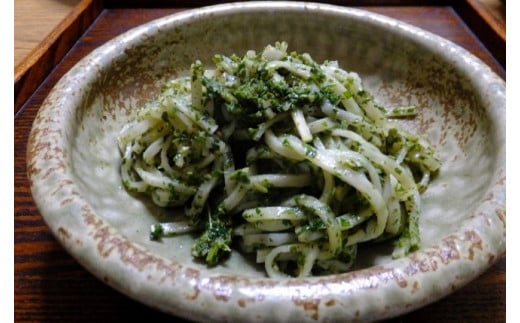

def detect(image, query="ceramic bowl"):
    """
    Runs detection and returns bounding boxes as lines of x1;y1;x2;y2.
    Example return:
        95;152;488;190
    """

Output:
27;2;506;322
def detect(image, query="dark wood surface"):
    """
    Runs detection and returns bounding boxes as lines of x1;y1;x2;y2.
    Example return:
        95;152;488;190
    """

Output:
14;3;506;322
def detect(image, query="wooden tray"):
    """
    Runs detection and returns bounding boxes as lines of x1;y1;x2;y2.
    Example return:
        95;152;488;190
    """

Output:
14;1;506;322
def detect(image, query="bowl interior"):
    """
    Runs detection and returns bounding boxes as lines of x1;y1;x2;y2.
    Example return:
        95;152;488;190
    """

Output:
62;5;504;278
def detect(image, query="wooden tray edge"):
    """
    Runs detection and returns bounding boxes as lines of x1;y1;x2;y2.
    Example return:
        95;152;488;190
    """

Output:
14;0;104;115
453;0;505;68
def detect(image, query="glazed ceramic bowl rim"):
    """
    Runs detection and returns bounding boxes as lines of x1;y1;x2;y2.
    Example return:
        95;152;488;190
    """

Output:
27;2;506;322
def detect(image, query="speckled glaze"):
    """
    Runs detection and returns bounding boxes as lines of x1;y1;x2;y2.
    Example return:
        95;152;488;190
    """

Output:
27;2;506;322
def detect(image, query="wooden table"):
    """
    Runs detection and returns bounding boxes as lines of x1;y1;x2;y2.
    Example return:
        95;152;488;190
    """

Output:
14;1;506;322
